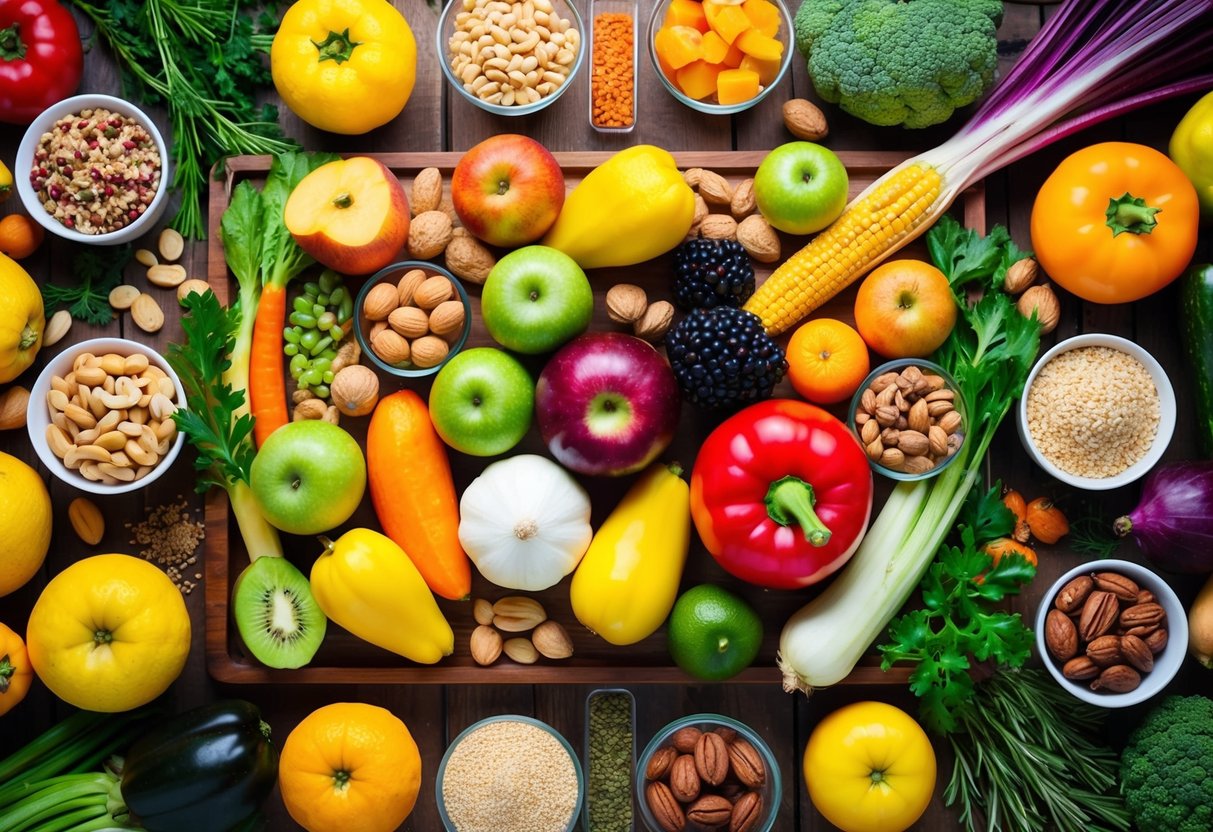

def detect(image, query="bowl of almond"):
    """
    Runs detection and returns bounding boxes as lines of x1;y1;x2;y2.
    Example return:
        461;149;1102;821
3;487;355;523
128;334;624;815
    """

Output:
1035;558;1187;708
354;261;472;378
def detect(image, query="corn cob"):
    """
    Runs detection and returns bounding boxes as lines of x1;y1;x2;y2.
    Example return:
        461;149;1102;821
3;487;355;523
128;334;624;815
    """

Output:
743;163;945;335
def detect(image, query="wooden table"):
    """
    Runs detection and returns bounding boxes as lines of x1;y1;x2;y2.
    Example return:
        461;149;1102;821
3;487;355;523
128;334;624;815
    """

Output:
2;3;1208;830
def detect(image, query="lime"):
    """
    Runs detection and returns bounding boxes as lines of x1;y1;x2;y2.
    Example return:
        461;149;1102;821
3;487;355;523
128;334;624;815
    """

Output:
667;584;763;681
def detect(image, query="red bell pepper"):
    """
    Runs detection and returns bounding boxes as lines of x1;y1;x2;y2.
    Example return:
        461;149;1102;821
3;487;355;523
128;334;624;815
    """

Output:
690;399;873;589
0;0;83;124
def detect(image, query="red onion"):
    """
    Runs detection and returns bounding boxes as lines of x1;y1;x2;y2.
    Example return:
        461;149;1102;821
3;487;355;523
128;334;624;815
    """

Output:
1113;461;1213;574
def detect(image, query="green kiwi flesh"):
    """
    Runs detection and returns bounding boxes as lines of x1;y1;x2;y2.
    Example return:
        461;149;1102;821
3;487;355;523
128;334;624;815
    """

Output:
232;556;326;669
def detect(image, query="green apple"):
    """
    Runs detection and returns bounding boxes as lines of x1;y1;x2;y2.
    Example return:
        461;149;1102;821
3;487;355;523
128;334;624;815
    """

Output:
481;245;594;354
429;348;535;456
753;142;849;235
250;420;366;535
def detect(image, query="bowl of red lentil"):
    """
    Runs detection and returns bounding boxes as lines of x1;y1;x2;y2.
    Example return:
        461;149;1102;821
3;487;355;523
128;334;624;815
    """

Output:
16;94;169;246
588;0;638;132
1017;334;1176;490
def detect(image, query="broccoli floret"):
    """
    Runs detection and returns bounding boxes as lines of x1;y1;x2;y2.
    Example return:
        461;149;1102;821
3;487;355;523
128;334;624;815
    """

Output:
1121;695;1213;832
793;0;1003;129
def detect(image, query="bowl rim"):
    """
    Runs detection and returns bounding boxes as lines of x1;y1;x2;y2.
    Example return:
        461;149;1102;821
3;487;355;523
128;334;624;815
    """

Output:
847;357;968;482
1034;557;1188;708
25;336;187;495
635;713;782;832
1016;333;1176;491
354;261;472;378
15;93;172;246
435;714;585;832
437;0;587;117
646;0;794;115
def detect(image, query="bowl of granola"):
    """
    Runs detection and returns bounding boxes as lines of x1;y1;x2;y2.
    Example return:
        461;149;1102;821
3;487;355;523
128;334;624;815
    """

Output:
16;94;170;246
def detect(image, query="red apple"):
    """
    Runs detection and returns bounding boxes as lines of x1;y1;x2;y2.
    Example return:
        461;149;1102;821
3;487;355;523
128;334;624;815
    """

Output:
452;135;564;248
284;157;409;275
853;259;958;358
535;333;681;476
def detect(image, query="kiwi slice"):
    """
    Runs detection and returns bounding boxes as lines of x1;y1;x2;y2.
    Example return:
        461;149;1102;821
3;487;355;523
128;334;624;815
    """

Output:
232;557;326;669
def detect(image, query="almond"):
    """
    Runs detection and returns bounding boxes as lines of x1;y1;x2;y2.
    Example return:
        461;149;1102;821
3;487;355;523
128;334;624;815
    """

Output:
413;276;453;311
388;305;430;339
646;781;686;832
371;329;410;365
470;625;503;665
698;170;733;206
472;597;494;626
363;282;400;321
736;214;780;263
782;98;829;140
444;231;496;285
669;754;700;803
634;300;674;343
410;335;449;369
1002;258;1038;294
606;283;648;325
429;300;466;338
1045;609;1078;661
531;619;573;659
727;738;766;788
897;430;930;456
492;596;547;631
699;213;738;240
646;746;678;781
0;386;29;430
411;167;442;215
730;178;756;218
147;263;187;288
1018;284;1060;334
131;293;164;333
42;309;72;347
407;210;453;259
686;795;733;827
502;637;538;664
68;497;104;545
694;731;729;786
1078;590;1119;641
157;227;185;262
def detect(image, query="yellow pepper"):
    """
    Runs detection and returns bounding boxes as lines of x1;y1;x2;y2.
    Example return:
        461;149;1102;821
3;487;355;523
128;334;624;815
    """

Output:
310;528;453;663
1171;89;1213;220
0;252;43;383
0;160;12;202
571;463;689;645
542;145;695;269
270;0;417;135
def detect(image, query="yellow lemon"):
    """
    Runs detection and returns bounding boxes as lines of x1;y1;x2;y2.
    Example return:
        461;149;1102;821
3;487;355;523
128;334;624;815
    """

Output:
0;451;51;597
27;554;190;712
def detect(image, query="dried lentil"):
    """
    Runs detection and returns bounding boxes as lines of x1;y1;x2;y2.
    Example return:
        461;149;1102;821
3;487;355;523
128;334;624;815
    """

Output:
442;719;579;831
591;13;634;128
127;498;205;594
586;692;633;831
30;108;161;235
1026;346;1160;478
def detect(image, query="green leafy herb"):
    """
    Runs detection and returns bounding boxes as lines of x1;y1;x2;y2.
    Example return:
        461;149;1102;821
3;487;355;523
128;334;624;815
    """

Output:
40;245;132;325
879;483;1036;734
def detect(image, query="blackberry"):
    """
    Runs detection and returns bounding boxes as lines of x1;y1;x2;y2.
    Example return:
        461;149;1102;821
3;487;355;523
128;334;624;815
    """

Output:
672;239;755;310
665;307;787;410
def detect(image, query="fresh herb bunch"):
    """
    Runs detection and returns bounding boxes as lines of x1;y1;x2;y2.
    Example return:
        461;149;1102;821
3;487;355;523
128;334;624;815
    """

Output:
40;245;132;325
879;483;1036;734
69;0;296;239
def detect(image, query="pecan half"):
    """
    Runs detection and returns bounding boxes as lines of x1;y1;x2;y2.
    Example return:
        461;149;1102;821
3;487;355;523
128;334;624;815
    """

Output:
646;746;678;781
1121;634;1154;673
646;781;686;832
1078;591;1120;641
1092;571;1139;601
670;754;700;803
1055;575;1094;613
1062;656;1100;680
1090;664;1140;693
694;731;730;786
730;791;763;832
1085;635;1122;667
1144;627;1169;655
1045;609;1079;661
687;795;733;827
727;738;766;789
672;726;702;753
1119;602;1166;630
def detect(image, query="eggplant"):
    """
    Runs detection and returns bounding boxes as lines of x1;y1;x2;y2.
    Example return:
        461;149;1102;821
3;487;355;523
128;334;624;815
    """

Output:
1114;461;1213;573
121;699;278;832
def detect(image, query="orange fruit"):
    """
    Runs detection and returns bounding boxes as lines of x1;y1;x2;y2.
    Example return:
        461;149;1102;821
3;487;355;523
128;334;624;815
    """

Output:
787;318;870;404
0;215;44;260
279;702;421;832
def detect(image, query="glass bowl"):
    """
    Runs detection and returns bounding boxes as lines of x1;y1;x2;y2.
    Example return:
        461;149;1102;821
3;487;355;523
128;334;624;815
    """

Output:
354;261;472;379
636;714;781;832
647;0;793;115
437;0;587;117
437;715;584;832
847;358;968;482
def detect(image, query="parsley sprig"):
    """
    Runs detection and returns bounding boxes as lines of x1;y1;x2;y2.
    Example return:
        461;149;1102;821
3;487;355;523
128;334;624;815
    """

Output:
41;245;132;326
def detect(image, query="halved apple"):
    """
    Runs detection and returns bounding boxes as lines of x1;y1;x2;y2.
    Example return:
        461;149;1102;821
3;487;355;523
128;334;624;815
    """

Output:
284;157;409;275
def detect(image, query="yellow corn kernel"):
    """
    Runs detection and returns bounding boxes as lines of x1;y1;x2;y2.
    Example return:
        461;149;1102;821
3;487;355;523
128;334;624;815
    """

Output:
744;164;944;335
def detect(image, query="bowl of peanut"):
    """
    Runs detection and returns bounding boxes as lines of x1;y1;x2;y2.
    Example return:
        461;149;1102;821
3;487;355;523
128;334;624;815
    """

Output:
26;338;186;495
355;261;472;378
438;0;586;115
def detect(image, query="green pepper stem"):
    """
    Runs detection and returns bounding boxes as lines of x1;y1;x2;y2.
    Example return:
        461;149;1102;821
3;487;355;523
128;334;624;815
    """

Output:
19;324;38;350
0;25;25;62
311;28;361;65
0;654;11;694
764;476;832;547
1105;192;1160;236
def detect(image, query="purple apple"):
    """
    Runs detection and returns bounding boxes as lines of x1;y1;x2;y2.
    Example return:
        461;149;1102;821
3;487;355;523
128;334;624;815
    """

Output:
535;332;681;476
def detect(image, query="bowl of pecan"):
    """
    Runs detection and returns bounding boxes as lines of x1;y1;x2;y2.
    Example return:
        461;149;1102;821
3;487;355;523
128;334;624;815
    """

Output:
637;714;780;832
1035;558;1187;707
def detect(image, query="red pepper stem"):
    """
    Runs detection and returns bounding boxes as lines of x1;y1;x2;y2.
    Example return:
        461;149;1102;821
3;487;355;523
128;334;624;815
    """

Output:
764;476;831;547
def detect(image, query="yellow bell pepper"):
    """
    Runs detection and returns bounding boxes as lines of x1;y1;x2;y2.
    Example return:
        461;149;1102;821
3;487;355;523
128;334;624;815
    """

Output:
1171;90;1213;220
0;160;13;202
803;701;936;832
571;463;689;645
270;0;417;135
311;528;454;663
542;146;696;269
0;252;43;383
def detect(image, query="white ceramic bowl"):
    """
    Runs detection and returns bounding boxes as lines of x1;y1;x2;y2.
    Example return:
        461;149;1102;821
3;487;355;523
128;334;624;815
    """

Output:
1017;333;1175;490
16;94;171;246
1035;558;1187;708
26;337;186;495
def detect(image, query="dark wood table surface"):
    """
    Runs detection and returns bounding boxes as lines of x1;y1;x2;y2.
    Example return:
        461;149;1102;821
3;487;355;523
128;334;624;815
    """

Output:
2;2;1209;830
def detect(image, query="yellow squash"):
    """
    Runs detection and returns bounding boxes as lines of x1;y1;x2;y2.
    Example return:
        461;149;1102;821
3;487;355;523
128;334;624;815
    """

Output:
0;253;43;383
571;463;689;645
0;450;51;597
1171;89;1213;220
310;528;454;663
542;145;695;269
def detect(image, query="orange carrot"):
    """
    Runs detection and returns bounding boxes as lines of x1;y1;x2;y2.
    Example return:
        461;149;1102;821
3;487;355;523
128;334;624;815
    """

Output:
250;284;288;447
367;390;471;600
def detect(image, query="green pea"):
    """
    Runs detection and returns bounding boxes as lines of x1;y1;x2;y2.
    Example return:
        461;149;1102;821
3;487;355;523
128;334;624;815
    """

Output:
289;354;308;376
284;344;299;357
317;293;331;307
300;330;321;351
310;336;333;356
313;384;330;399
318;347;338;361
289;312;316;328
283;327;301;344
319;270;340;293
322;371;334;384
309;303;322;318
329;324;345;341
293;296;313;315
303;281;320;297
317;312;337;331
339;295;354;322
301;369;322;387
312;357;332;373
329;287;346;306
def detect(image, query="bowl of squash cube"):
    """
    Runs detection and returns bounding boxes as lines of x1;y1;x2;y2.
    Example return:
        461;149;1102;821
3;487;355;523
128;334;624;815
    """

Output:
648;0;792;114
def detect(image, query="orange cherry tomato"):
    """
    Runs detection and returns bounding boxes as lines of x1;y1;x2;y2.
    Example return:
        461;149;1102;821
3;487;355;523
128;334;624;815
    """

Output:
0;214;44;260
787;318;870;404
1031;142;1199;304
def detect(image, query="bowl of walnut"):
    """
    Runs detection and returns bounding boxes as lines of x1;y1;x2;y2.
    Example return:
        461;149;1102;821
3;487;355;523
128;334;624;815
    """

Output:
637;714;780;832
1035;558;1187;708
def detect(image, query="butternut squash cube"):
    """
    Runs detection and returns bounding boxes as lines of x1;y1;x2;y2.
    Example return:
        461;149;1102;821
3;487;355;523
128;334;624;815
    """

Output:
722;39;745;66
676;60;723;100
701;30;730;65
740;53;780;85
664;0;709;33
655;25;704;70
703;1;751;44
716;68;760;104
741;0;781;37
735;27;783;62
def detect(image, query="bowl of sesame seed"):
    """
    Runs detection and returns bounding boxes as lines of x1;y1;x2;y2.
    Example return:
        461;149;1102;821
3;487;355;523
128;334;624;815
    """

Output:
16;94;170;246
1017;334;1176;490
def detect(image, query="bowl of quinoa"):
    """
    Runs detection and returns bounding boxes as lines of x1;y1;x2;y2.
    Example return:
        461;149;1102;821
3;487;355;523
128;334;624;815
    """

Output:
1017;334;1176;490
437;715;583;832
16;94;169;245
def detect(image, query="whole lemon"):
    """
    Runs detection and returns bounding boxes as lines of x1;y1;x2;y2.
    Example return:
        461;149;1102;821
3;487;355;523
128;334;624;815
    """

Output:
0;451;51;597
27;554;190;712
